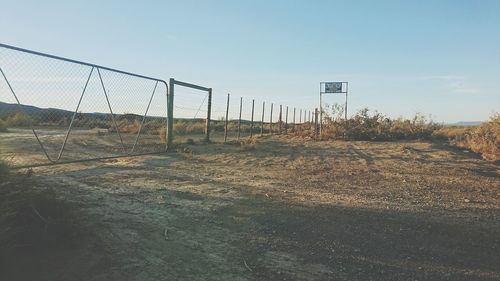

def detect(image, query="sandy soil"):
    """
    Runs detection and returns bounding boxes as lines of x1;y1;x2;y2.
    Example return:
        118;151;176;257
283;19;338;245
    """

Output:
2;136;499;281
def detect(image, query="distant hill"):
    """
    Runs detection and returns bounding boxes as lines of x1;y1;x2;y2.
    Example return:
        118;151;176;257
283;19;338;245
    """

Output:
451;121;482;126
0;101;72;116
0;102;160;121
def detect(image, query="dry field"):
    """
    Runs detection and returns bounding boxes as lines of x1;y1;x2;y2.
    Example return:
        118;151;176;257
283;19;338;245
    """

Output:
1;136;499;281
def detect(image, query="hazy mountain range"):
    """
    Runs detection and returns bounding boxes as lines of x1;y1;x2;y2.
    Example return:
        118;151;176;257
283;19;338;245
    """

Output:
0;102;483;125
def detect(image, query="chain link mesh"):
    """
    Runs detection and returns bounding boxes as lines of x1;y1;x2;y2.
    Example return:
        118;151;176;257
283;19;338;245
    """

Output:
0;45;168;167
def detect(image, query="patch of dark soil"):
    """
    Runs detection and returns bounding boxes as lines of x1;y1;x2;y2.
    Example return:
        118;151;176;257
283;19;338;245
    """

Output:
0;171;114;281
249;201;500;281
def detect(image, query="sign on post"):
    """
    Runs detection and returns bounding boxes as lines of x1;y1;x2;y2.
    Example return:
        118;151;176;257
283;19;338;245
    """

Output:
324;82;343;93
319;81;349;137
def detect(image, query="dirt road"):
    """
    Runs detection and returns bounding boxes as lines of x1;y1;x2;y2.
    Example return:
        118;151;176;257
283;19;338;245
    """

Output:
3;137;499;280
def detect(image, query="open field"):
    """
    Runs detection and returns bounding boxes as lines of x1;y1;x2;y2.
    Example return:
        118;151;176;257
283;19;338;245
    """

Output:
1;136;499;281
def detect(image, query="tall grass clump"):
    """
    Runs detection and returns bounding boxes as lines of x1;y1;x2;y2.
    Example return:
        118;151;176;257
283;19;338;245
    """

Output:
466;115;499;160
434;114;499;161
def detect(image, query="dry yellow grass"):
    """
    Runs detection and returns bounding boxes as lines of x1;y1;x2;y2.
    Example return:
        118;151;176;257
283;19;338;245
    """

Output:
434;115;499;161
239;137;257;151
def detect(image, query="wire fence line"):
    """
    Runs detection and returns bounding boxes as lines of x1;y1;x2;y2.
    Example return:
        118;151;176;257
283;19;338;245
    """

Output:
0;43;318;167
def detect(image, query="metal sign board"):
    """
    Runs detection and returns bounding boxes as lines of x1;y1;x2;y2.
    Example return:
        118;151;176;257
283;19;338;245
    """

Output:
325;82;343;93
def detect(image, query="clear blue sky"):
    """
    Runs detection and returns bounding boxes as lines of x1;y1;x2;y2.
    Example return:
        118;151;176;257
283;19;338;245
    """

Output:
1;0;499;122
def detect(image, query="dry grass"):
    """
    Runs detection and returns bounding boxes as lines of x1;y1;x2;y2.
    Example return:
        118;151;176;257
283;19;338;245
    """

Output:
467;115;500;160
239;137;257;151
0;120;7;132
114;120;142;134
323;109;441;140
159;127;167;143
291;108;499;161
1;112;33;127
172;120;206;135
434;115;500;161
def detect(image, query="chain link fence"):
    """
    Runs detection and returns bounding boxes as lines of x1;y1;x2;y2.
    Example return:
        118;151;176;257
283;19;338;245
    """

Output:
0;43;318;167
0;44;168;168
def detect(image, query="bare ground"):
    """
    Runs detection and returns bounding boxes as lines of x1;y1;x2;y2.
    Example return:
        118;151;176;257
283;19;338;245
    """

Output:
1;136;499;281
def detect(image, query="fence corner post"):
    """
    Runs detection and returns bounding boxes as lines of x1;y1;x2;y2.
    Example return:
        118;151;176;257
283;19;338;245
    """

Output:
205;88;212;142
167;78;175;148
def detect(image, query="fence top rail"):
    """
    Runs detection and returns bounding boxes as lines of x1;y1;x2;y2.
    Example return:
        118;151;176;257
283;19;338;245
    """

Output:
171;79;211;92
0;43;167;84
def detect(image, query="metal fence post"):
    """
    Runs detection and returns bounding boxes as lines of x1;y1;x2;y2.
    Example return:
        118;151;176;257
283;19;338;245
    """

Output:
205;88;212;142
293;107;296;129
224;93;230;142
237;97;242;140
285;106;288;134
270;103;273;135
319;92;323;137
167;78;175;147
250;99;255;138
261;101;265;136
299;109;302;123
278;104;282;134
315;108;319;138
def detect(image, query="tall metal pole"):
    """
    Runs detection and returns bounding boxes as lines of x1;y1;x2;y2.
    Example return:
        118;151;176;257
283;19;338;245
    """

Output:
237;97;242;140
299;109;302;123
270;103;274;135
204;88;212;142
250;99;255;138
345;82;349;138
345;82;348;121
224;93;230;142
260;101;265;136
319;84;323;136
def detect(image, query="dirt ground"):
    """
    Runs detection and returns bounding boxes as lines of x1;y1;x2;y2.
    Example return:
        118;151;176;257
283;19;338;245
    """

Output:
2;136;499;281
